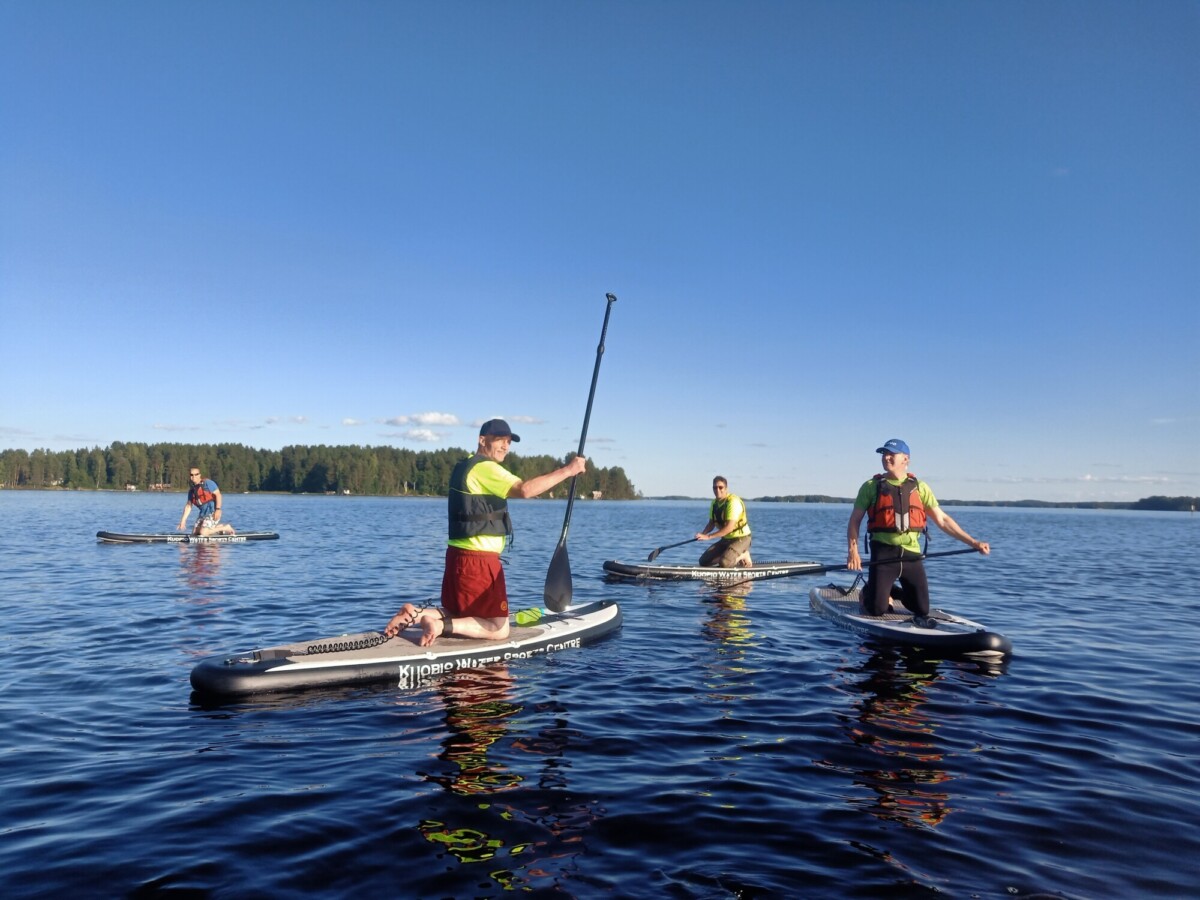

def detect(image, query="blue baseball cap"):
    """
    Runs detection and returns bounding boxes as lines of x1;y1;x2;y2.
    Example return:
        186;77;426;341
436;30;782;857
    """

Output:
876;438;911;456
480;418;521;442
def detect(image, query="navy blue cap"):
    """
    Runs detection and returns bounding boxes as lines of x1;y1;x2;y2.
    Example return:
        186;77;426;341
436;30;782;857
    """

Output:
876;438;911;456
480;419;520;442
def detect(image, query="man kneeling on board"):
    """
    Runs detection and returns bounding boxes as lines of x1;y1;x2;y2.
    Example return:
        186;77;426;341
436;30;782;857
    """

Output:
695;476;753;567
179;467;236;537
846;438;989;627
384;419;587;647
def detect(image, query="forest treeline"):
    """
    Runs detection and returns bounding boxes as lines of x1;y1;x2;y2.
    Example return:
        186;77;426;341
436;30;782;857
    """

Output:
0;442;641;499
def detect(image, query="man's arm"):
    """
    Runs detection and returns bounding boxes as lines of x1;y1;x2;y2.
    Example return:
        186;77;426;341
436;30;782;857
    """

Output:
846;508;866;569
507;456;587;499
928;507;990;554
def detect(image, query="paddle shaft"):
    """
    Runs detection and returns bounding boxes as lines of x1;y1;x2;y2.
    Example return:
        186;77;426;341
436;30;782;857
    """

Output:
558;293;616;538
741;547;984;583
544;293;617;611
647;537;699;561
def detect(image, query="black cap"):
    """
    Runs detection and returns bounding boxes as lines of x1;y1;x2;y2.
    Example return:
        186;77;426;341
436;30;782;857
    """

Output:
479;418;520;442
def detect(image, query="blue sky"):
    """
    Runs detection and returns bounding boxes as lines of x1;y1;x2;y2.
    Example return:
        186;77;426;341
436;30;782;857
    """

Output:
2;1;1196;502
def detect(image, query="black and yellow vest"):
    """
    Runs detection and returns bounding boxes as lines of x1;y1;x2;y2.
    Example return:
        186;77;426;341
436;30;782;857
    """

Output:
448;455;513;541
709;494;751;539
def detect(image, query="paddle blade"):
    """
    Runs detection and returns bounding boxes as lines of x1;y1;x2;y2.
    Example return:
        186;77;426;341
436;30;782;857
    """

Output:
544;542;573;612
647;547;663;562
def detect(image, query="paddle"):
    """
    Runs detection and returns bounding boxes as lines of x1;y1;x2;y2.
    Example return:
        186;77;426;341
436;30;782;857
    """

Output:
544;292;618;612
647;537;699;562
735;546;985;584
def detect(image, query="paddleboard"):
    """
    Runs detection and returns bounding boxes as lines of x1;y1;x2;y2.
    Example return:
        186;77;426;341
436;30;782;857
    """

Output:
97;531;280;544
190;599;622;697
603;559;824;583
809;584;1012;657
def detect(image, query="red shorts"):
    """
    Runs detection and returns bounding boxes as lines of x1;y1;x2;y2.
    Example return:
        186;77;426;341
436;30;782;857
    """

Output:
441;547;509;618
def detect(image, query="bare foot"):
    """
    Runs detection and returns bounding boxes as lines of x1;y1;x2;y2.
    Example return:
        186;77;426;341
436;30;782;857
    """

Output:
384;602;419;638
418;611;447;647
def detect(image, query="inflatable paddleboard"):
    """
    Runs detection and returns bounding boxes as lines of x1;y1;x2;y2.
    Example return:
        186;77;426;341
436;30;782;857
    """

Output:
809;584;1012;657
97;531;280;544
190;599;622;697
603;559;824;583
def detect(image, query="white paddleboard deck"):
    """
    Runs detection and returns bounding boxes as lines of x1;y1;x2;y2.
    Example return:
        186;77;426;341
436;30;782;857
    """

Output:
810;584;1012;657
191;599;622;696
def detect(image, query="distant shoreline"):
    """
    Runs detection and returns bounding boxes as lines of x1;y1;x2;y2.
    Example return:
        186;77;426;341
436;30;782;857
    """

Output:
650;494;1198;512
2;485;1195;512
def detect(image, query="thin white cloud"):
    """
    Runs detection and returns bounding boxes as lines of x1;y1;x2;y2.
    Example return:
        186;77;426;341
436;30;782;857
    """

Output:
472;414;544;427
382;412;459;427
1080;473;1172;485
966;473;1174;486
342;418;364;426
413;412;460;426
400;428;442;443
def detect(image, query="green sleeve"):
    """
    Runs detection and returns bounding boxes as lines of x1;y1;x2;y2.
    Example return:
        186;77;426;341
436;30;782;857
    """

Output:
919;481;938;510
853;479;876;510
468;461;521;498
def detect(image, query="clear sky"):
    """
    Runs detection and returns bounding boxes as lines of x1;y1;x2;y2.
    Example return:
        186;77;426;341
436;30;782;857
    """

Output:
2;1;1196;502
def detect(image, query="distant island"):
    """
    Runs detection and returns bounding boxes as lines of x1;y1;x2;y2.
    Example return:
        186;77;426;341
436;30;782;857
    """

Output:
753;495;1198;512
651;495;1198;512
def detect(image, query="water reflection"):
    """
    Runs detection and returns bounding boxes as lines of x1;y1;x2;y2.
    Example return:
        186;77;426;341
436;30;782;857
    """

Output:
701;581;756;653
827;647;954;828
177;543;223;606
424;667;524;797
414;666;604;894
700;582;761;711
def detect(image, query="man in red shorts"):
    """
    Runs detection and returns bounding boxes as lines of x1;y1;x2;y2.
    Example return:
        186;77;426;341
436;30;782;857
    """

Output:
384;418;587;647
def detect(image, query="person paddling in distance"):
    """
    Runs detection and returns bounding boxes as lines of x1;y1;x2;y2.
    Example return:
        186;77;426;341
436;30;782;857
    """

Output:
696;475;753;568
385;419;588;647
178;467;236;536
846;439;989;627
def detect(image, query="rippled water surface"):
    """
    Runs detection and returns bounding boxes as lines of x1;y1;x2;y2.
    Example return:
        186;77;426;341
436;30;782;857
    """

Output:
2;491;1198;898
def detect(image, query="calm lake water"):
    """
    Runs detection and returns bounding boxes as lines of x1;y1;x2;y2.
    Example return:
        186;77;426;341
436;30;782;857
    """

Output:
2;490;1198;898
